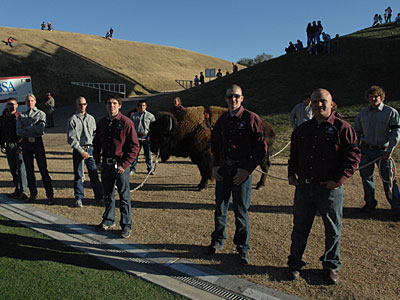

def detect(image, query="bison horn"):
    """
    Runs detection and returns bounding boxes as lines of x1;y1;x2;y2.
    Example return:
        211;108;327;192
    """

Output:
168;116;173;132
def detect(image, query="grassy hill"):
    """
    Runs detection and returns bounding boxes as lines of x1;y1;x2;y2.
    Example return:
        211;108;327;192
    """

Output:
1;23;399;116
0;26;236;104
164;23;400;117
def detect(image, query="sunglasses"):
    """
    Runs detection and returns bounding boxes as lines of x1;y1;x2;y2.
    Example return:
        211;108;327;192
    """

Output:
226;94;242;99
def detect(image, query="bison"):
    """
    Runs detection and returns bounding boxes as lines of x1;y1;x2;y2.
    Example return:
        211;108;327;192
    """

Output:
149;106;275;190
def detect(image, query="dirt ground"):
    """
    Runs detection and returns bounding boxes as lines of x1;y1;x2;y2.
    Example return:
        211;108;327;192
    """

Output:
1;101;399;300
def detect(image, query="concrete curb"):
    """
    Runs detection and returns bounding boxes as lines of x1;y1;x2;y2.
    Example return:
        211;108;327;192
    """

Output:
0;195;303;300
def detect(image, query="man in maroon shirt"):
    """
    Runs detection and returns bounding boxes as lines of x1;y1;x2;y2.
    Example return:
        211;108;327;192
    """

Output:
93;94;139;238
287;88;360;284
0;98;27;199
207;84;267;265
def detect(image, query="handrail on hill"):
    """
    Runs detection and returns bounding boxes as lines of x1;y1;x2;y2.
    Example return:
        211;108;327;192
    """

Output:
175;80;193;89
71;82;126;103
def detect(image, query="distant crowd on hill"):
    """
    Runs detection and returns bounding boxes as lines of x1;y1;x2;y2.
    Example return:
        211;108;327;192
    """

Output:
285;5;400;57
285;20;339;56
373;6;395;26
193;63;238;87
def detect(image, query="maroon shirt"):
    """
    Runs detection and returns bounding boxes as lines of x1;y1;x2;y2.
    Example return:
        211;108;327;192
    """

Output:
0;111;22;147
211;105;267;173
288;112;361;186
93;112;140;170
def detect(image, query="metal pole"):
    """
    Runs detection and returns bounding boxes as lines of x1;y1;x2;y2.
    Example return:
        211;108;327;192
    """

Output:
98;88;101;103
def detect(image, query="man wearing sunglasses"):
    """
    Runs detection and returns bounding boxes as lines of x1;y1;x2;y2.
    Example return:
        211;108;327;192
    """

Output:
207;84;267;265
67;97;104;208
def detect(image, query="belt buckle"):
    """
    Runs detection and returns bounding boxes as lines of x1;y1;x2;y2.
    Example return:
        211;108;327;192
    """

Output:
28;137;35;143
305;179;311;184
106;158;114;165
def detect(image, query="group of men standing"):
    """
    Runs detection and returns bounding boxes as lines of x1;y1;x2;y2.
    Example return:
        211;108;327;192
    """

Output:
1;83;399;285
287;85;400;284
1;93;156;239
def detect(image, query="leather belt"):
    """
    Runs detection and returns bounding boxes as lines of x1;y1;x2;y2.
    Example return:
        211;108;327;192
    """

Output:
299;178;321;185
361;142;387;151
81;145;92;150
105;158;117;165
25;137;41;143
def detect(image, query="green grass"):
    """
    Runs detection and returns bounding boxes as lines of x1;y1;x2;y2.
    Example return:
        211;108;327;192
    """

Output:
0;215;185;300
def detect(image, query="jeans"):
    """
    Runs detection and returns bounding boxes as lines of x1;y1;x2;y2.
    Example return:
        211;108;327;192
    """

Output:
6;145;27;194
211;170;252;253
101;165;132;229
131;139;152;172
22;137;53;198
288;184;344;271
359;145;400;209
73;147;103;200
44;108;54;128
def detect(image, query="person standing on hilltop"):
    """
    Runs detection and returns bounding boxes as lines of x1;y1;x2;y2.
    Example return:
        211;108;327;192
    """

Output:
41;21;46;30
47;22;53;31
316;21;323;44
306;23;313;47
232;62;238;73
200;72;205;84
194;75;200;86
109;27;114;38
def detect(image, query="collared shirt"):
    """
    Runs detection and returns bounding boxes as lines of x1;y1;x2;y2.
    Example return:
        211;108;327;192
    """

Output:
45;96;55;109
211;105;267;173
130;110;155;139
16;107;46;138
0;111;22;147
288;112;361;186
66;112;97;153
290;102;313;129
354;102;400;153
93;112;140;170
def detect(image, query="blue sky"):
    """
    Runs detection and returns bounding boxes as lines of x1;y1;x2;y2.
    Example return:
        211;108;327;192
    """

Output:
0;1;398;62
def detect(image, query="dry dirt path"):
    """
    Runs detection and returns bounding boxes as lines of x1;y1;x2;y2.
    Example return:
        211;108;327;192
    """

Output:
0;99;399;300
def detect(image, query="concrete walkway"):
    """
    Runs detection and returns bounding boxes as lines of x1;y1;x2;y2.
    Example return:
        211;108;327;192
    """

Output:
0;195;303;300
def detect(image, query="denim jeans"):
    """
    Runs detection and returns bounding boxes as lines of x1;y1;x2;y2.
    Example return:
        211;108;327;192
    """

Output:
131;139;152;172
211;171;252;253
21;138;53;198
6;145;27;194
73;147;103;200
101;165;132;229
359;145;400;209
288;184;344;271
